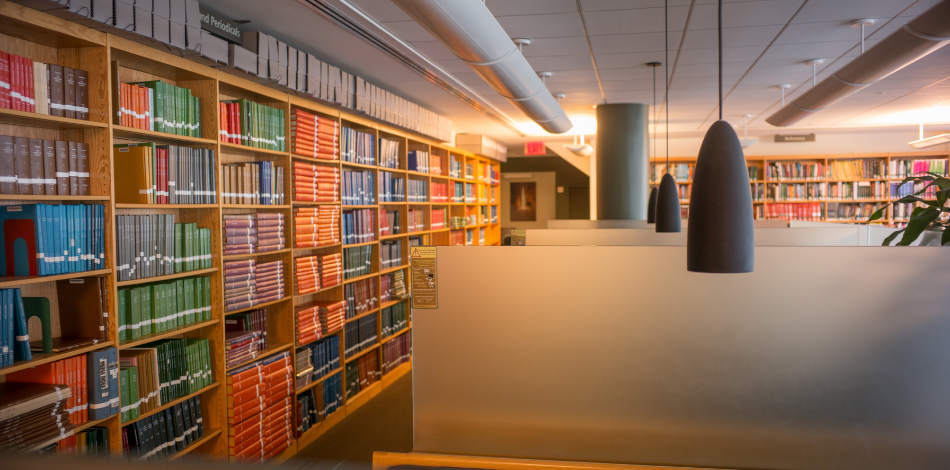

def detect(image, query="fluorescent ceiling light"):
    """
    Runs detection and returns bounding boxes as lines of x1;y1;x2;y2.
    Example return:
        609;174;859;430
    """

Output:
909;133;950;149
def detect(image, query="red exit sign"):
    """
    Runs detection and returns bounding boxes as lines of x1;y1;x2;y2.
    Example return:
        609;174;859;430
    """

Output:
524;141;546;155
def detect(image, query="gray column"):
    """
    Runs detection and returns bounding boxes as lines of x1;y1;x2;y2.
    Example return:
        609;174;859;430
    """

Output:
595;103;650;220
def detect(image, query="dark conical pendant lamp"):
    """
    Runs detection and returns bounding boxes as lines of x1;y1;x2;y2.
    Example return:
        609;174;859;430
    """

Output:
655;0;681;233
647;61;661;224
686;0;754;272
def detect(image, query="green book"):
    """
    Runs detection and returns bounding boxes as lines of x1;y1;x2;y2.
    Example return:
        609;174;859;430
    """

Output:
175;280;185;328
202;276;211;322
184;278;194;324
118;288;129;342
130;287;142;339
194;277;203;325
127;366;140;420
174;223;183;273
184;223;194;272
168;280;179;329
142;285;153;336
119;368;130;422
157;283;168;333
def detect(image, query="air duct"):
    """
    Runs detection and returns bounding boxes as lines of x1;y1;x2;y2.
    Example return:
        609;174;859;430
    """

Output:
390;0;573;134
766;0;950;127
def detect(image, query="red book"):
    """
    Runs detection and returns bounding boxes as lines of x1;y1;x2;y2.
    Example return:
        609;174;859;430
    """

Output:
0;52;9;109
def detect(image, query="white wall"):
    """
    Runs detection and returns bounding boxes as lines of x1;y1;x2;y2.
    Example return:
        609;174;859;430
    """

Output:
501;172;556;230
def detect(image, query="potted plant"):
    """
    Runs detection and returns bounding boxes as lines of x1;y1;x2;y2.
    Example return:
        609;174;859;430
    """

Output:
869;173;950;245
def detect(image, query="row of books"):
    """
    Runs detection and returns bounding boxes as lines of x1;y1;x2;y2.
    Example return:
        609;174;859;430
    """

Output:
408;208;425;233
379;209;400;236
892;158;946;178
0;137;90;196
295;336;340;389
116;215;211;281
490;206;498;223
344;278;378;320
0;51;89;119
224;213;286;256
121;397;204;460
408;149;433;174
431;181;448;202
379;138;400;169
381;270;407;304
58;426;109;456
379;171;405;202
293;161;340;203
381;239;403;270
224;259;285;312
407;179;427;202
479;227;487;245
750;183;765;201
341;128;375;165
449;230;465;246
892;202;924;221
828;181;886;200
295;371;343;437
677;184;690;201
294;253;343;295
829;159;886;180
764;203;823;221
465;183;476;203
0;288;31;365
381;302;408;339
748;166;761;180
295;300;345;347
294;206;341;248
0;203;104;276
345;351;379;398
767;162;823;181
220;99;286;151
449;216;466;230
768;183;825;201
449;157;462;178
222;161;285;205
117;276;212;341
114;143;217;205
479;163;497;184
342;169;375;205
291;109;338;160
465;163;474;180
226;351;294;461
432;208;445;230
343;208;375;245
120;81;200;137
225;309;268;369
653;164;693;182
0;382;74;452
451;182;464;203
826;202;881;221
119;338;213;422
344;313;378;359
343;245;373;280
382;333;411;375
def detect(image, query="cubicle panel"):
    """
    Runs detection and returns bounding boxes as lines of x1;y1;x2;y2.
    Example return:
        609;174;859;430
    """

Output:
526;227;863;246
546;220;792;229
413;246;950;470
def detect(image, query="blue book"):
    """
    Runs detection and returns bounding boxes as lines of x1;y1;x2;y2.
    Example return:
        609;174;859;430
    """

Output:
108;346;120;416
13;288;30;362
1;289;8;366
87;348;111;419
52;204;62;275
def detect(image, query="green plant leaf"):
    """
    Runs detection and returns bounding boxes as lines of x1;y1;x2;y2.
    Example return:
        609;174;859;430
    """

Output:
883;229;904;246
938;187;950;207
899;207;940;245
934;178;950;191
898;195;936;206
942;229;950;246
868;206;887;222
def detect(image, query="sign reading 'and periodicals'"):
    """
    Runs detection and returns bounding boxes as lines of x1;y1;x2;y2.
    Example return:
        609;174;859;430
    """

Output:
199;6;243;44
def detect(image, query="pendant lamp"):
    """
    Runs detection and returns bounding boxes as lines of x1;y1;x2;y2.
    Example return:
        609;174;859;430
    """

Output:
647;61;661;224
654;0;681;233
686;0;754;273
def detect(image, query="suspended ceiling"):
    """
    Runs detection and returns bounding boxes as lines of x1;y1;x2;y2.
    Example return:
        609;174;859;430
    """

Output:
202;0;949;146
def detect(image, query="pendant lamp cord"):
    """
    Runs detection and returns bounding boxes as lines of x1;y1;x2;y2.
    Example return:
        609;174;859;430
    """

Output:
652;64;657;183
665;0;669;170
718;0;723;121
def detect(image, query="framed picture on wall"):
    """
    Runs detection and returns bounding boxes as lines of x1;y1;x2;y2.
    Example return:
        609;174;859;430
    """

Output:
510;182;536;221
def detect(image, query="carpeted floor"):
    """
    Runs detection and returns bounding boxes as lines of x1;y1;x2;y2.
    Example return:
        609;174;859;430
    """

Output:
283;372;413;470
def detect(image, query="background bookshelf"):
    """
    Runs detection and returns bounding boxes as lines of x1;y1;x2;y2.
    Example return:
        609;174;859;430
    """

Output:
652;153;950;226
0;0;501;463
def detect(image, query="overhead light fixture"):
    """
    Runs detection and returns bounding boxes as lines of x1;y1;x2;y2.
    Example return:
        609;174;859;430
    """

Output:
655;0;680;233
766;1;950;127
909;123;950;149
687;0;754;273
738;114;758;148
851;19;876;54
564;134;594;157
804;59;825;87
647;61;661;224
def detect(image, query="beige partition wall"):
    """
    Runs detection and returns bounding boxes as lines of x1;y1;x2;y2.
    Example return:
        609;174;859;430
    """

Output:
413;246;950;470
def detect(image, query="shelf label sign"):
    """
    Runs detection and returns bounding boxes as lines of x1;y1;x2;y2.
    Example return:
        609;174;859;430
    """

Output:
525;141;546;155
200;6;244;44
510;229;526;246
410;247;438;309
775;133;816;143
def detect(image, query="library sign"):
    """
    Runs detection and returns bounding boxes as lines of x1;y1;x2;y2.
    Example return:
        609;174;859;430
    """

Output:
410;247;438;309
199;6;243;44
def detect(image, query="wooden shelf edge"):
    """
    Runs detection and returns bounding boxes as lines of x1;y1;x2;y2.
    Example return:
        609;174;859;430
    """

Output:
0;195;111;201
381;326;410;344
380;265;408;275
225;343;293;372
0;268;112;289
168;428;223;461
223;248;292;260
219;142;289;156
343;272;379;284
119;319;219;350
120;382;220;427
344;342;379;363
224;296;291;316
116;267;217;287
295;366;343;395
115;203;219;209
345;307;380;325
112;125;217;145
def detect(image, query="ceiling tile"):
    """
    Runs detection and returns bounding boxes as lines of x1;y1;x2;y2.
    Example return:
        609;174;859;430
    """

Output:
583;6;691;35
595;51;669;69
486;0;579;16
681;25;784;50
589;31;683;54
688;1;805;30
676;45;769;65
758;40;859;62
497;13;586;39
774;21;885;45
580;0;692;12
601;78;656;91
791;0;916;24
521;37;593;57
599;67;660;81
348;0;413;22
525;55;596;72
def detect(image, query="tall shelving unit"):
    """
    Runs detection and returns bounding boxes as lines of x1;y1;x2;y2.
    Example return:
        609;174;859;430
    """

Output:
0;0;501;462
652;152;950;225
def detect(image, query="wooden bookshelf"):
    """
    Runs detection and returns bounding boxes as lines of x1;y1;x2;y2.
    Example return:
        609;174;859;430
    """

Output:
651;152;950;225
0;0;501;461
